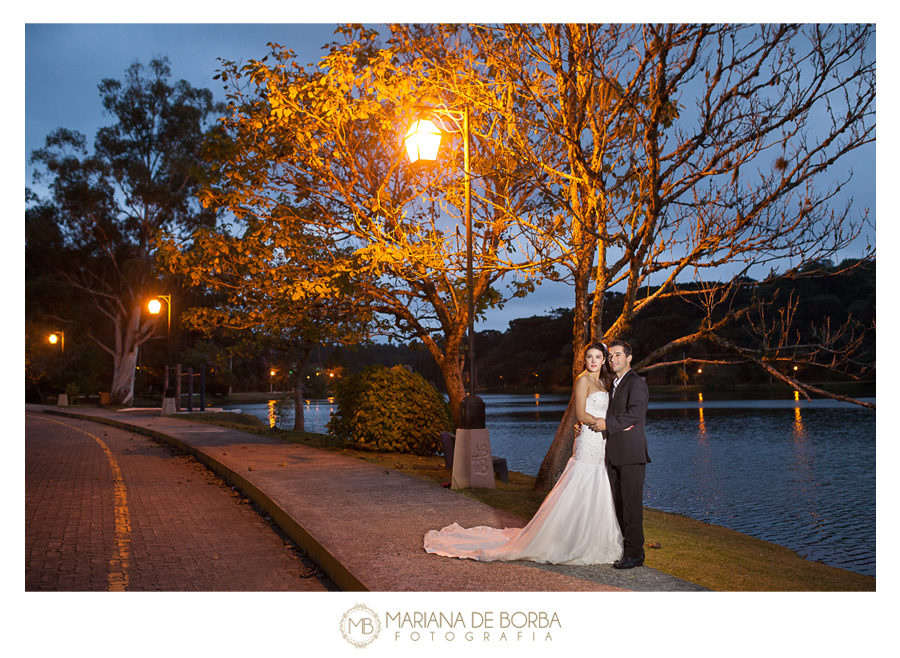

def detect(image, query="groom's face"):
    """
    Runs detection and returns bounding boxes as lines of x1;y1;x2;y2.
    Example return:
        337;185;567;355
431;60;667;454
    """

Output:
608;347;632;376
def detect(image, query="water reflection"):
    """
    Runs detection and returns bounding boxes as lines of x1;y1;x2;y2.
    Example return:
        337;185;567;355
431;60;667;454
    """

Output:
697;393;708;443
792;407;807;441
267;400;277;428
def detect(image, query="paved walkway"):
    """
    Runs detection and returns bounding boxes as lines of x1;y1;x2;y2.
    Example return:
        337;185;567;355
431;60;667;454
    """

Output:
26;404;707;592
25;411;332;591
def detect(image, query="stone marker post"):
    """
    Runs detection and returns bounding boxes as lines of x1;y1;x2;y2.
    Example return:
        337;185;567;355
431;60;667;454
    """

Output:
451;394;495;489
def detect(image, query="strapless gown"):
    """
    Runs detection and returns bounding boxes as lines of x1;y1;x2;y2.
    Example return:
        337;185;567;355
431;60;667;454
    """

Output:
423;390;623;565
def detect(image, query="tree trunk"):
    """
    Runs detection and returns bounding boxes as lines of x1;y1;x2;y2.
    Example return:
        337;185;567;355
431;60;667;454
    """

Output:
292;346;314;432
439;357;466;429
108;305;143;406
534;211;596;491
293;377;306;432
109;346;138;406
533;398;578;492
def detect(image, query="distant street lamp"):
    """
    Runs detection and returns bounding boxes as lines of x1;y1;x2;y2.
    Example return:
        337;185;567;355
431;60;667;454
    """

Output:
48;331;66;401
148;295;172;336
48;331;64;352
405;107;483;428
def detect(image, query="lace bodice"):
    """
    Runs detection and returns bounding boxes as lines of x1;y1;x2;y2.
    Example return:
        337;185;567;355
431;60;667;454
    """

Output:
585;389;609;419
574;390;609;465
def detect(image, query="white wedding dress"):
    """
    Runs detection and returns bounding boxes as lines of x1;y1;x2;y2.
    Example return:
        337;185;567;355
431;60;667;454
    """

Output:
423;390;623;565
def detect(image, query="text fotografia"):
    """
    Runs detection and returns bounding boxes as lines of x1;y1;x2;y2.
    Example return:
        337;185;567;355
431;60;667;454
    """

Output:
387;611;561;642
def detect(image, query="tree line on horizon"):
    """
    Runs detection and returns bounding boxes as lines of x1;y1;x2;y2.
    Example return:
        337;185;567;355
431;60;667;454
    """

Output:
325;255;875;393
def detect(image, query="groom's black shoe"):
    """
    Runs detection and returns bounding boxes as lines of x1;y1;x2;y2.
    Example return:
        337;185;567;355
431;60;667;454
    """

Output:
613;555;644;570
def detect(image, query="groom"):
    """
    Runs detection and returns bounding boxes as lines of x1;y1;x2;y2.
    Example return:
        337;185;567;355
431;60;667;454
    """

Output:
600;340;651;569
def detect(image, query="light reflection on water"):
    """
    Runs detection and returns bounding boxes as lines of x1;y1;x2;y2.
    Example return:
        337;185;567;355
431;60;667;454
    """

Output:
225;392;876;577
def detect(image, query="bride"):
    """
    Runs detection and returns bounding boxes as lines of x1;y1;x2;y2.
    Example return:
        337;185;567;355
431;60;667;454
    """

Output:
423;342;623;565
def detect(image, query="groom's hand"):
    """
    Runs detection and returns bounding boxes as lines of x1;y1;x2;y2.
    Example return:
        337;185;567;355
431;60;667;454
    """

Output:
574;422;583;437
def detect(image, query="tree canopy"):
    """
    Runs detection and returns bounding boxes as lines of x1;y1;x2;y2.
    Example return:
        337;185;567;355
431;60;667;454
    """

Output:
188;27;563;425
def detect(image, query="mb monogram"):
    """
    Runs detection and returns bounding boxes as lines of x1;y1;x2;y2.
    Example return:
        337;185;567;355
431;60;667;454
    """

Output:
340;604;382;648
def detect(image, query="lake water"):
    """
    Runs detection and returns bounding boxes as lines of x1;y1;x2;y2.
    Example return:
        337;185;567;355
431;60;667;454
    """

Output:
224;391;876;577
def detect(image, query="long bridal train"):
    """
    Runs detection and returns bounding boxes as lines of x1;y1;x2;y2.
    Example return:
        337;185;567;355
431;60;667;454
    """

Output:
423;390;623;565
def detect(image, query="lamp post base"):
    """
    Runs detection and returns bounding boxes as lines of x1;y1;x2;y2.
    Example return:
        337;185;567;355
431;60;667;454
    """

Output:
459;394;485;430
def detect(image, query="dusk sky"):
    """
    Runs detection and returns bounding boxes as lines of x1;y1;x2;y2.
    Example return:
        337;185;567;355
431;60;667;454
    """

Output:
23;19;880;333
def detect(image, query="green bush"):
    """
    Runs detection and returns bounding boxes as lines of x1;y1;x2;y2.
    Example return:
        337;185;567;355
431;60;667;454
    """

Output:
327;365;452;455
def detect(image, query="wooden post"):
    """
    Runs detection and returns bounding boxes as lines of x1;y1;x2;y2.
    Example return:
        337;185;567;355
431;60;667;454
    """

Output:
175;364;182;412
187;367;194;412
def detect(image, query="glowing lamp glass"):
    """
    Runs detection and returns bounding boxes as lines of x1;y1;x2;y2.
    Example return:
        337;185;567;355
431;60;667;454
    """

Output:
404;119;442;163
148;299;162;315
48;334;58;344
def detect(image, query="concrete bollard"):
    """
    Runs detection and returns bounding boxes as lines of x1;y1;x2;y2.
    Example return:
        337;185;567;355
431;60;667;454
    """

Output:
161;387;176;416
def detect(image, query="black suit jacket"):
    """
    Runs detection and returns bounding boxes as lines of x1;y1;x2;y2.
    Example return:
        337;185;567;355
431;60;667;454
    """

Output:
605;369;651;466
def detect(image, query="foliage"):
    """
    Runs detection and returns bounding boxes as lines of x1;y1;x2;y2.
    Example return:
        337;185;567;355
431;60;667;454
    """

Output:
158;199;374;429
327;365;452;455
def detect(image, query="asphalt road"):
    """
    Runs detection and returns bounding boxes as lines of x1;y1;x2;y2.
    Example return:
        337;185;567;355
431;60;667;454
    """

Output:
25;412;335;591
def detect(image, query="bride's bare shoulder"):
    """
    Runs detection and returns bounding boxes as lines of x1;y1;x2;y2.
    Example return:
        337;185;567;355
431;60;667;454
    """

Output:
573;373;590;390
574;373;605;396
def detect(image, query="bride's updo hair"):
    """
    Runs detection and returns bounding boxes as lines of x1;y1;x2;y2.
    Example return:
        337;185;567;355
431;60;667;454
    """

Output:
582;341;615;390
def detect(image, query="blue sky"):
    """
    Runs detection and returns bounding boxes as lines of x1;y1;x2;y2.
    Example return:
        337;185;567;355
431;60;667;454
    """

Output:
24;21;879;333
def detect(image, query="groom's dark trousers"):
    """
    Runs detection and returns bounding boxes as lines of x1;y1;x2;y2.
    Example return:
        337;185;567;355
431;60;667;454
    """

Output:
605;369;651;560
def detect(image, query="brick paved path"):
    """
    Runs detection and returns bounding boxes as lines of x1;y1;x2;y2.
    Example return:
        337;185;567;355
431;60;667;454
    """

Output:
25;412;333;591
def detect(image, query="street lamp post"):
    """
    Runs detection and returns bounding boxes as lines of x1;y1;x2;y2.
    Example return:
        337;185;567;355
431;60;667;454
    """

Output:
148;295;172;337
405;108;484;429
406;108;493;490
149;294;173;393
48;331;64;353
48;331;66;405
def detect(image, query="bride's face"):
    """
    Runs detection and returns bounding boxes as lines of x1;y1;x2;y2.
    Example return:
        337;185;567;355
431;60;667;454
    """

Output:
584;349;605;373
